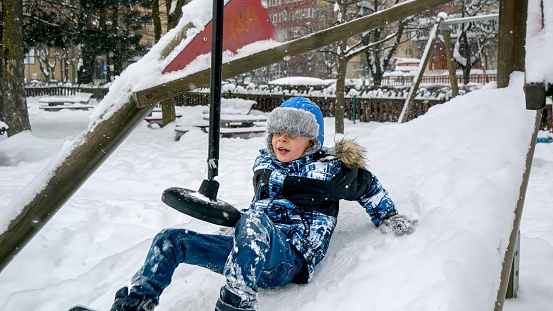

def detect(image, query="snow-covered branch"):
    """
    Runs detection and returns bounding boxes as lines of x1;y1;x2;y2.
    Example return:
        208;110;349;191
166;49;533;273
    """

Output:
345;32;398;59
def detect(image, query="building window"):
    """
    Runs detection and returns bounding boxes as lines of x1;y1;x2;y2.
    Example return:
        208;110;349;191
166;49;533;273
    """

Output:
24;48;35;64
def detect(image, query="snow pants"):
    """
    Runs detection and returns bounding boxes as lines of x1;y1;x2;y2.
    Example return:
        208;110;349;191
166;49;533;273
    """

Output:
129;211;306;304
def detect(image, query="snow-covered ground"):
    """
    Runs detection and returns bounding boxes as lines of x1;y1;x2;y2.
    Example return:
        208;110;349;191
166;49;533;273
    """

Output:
0;72;552;311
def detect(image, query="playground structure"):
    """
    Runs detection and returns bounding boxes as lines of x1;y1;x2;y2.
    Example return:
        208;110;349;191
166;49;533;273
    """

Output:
0;1;548;310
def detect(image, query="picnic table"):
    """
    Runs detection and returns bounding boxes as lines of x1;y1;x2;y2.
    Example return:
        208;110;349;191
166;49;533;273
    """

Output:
202;114;267;128
174;98;267;141
144;109;183;127
38;92;95;111
175;122;266;141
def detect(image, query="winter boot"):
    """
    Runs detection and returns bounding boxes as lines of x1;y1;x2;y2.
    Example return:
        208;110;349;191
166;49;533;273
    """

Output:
215;286;256;311
110;287;157;311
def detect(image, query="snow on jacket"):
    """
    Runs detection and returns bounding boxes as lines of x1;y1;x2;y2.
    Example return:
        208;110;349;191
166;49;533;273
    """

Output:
248;139;398;283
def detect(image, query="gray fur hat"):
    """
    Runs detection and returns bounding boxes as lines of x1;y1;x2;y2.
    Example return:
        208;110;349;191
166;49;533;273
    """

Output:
265;97;324;158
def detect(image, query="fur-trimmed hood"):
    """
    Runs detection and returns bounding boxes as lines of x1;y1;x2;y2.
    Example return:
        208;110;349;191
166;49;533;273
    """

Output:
327;138;367;169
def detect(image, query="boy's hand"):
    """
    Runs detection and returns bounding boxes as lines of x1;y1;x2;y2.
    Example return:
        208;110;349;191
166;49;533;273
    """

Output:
379;215;418;236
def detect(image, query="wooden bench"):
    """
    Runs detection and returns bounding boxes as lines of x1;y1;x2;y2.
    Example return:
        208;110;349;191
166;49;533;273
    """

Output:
191;123;210;133
202;114;267;128
39;104;95;112
38;92;95;111
144;109;183;128
144;115;183;127
174;127;190;141
175;98;266;140
220;126;266;138
202;98;257;115
174;125;266;141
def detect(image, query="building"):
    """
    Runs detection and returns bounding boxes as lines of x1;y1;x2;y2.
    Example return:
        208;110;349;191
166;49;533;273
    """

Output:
264;0;335;80
23;47;80;84
394;2;499;73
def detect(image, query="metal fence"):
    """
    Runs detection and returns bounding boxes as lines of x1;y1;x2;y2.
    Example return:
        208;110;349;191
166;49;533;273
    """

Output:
181;92;445;123
379;73;497;86
25;86;109;99
24;86;449;123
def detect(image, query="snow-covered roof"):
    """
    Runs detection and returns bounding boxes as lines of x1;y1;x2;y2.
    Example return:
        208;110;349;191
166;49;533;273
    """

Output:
395;58;421;64
269;76;332;86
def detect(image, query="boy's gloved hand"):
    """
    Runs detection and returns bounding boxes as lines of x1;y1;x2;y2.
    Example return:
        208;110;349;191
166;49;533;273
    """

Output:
379;214;418;236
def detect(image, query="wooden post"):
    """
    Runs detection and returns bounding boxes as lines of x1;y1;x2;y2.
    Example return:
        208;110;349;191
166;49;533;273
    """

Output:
0;0;454;272
494;110;541;310
440;25;459;98
497;0;527;88
0;98;153;272
398;15;444;123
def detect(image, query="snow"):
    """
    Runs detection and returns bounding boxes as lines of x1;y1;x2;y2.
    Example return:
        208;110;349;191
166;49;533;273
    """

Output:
269;76;330;86
525;0;553;84
1;72;552;311
1;0;553;310
442;13;499;26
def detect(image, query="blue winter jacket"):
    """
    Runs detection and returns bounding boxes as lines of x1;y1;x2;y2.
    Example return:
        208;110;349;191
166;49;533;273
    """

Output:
248;139;398;283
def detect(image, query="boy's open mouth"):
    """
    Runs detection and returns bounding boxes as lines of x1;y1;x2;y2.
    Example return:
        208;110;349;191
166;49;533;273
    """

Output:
277;147;289;152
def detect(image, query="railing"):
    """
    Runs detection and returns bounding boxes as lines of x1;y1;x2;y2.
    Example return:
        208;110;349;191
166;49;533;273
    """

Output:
23;85;476;124
24;73;496;98
25;86;109;99
379;73;496;86
180;92;445;123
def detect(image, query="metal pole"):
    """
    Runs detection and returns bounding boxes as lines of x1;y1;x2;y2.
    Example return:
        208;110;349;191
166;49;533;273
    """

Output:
353;95;357;124
207;0;224;180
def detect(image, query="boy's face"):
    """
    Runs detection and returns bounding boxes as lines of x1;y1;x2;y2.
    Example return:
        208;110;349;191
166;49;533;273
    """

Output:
272;133;312;162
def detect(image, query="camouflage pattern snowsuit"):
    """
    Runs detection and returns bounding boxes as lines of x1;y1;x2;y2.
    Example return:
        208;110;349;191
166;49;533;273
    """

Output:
249;139;398;283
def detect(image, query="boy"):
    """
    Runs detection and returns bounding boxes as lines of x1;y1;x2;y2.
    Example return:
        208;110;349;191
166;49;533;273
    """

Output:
110;97;417;311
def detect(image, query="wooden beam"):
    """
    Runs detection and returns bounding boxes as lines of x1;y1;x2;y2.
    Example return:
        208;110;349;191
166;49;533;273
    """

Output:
497;0;527;88
399;15;444;123
133;0;455;107
0;98;153;272
0;0;453;272
494;109;541;310
441;26;459;98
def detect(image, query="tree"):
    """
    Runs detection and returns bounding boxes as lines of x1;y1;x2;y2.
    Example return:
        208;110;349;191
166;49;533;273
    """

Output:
2;0;32;136
76;0;150;84
152;0;162;42
323;0;409;133
1;5;4;122
166;0;187;30
362;1;413;87
451;0;498;86
23;0;77;82
159;0;188;127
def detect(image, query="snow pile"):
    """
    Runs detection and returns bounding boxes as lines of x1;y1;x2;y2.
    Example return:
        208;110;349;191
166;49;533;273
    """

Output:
0;72;546;311
269;77;331;86
525;0;553;84
0;0;551;309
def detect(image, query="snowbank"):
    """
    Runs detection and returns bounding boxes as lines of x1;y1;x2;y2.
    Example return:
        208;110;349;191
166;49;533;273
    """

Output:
0;72;539;311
